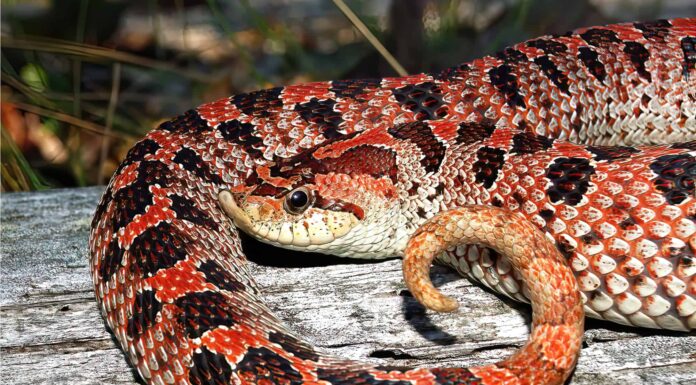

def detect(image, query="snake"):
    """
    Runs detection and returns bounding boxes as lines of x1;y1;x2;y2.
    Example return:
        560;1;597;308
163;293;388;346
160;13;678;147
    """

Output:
90;17;696;385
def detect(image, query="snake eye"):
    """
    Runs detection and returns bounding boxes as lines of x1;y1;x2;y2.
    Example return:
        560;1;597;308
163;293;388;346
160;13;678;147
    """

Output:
284;187;312;214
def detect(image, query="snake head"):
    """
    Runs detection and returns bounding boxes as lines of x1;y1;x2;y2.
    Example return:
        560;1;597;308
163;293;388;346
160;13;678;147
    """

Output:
219;136;410;258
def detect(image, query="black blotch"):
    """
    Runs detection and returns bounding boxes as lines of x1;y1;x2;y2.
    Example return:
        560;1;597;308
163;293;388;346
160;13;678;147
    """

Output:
681;37;696;78
295;97;344;139
115;139;161;174
435;63;471;81
588;290;604;306
99;237;124;281
407;181;420;196
388;122;446;173
198;260;245;293
235;347;303;384
455;120;497;145
330;79;382;100
539;208;555;220
169;195;218;230
173;147;223;185
231;87;283;118
623;41;651;81
92;187;113;229
680;256;695;273
129;222;188;278
175;291;243;339
578;47;607;82
534;56;570;94
111;182;153;231
488;64;526;108
512;191;525;204
557;235;576;258
268;331;320;361
392;82;448;121
138;160;172;186
546;157;596;206
126;289;162;339
159;109;210;134
473;147;506;189
217;119;263;158
649;153;696;205
641;94;652;108
587;145;640;162
431;368;482;385
526;39;568;55
496;47;528;62
510;131;555;154
189;346;233;385
581;230;601;243
618;216;636;229
672;141;696;151
634;19;671;41
110;160;173;231
580;28;620;47
317;368;411;385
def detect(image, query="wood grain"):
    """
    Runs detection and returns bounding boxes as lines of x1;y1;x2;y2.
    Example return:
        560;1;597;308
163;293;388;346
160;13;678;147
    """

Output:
1;187;694;384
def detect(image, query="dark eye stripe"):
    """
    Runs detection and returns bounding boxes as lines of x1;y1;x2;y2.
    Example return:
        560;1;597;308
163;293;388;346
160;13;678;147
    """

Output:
314;194;365;220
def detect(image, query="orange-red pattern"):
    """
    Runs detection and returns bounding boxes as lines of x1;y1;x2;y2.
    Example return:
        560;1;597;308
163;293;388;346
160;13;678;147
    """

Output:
90;18;695;385
403;206;584;385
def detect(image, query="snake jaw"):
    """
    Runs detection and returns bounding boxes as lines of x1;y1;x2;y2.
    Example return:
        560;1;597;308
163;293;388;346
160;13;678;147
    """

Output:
220;188;362;248
219;190;255;232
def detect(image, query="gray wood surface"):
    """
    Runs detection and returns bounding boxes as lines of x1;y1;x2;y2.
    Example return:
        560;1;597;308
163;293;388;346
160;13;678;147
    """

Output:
1;187;694;385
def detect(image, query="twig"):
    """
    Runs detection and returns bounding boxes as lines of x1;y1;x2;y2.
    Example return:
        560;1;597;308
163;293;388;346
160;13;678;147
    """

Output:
331;0;408;76
12;102;131;140
1;72;55;108
2;36;219;83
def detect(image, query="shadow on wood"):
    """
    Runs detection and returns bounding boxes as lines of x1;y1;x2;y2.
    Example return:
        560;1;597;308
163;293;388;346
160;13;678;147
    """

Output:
1;187;694;384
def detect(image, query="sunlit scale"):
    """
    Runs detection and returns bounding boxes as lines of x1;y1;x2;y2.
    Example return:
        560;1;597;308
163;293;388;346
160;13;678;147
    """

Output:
233;121;696;333
89;18;696;385
220;171;409;258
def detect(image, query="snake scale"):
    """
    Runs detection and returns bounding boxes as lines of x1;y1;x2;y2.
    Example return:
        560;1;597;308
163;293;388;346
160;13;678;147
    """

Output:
90;18;695;385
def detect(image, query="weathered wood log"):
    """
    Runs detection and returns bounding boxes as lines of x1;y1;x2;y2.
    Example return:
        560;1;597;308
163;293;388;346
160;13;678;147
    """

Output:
1;187;694;385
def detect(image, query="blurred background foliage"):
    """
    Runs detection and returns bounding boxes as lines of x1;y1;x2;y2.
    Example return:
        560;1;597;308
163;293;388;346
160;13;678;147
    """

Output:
1;0;691;191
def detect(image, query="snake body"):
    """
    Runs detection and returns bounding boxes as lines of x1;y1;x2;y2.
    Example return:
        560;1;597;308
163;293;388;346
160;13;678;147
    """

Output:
90;18;695;385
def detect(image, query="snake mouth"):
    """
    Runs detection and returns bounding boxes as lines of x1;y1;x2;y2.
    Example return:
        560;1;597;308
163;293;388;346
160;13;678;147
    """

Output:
218;190;254;232
219;189;362;247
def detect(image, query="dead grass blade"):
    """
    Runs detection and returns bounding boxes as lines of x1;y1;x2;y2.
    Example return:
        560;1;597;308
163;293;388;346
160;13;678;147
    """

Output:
11;102;132;140
331;0;408;76
2;36;221;83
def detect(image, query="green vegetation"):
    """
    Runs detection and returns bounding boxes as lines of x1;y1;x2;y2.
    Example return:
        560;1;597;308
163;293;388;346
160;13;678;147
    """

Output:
1;0;665;190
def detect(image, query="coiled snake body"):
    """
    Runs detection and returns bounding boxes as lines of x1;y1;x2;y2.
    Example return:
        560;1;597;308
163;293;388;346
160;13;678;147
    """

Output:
90;18;695;385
